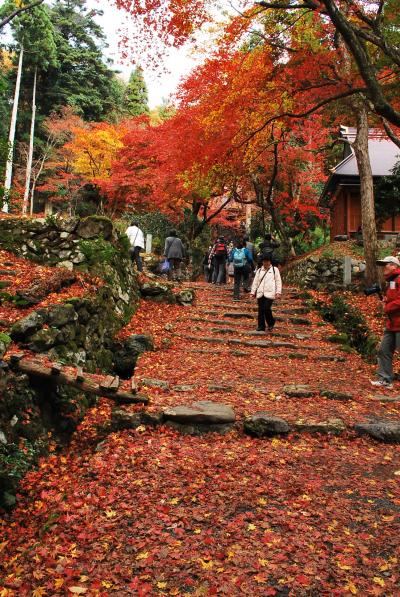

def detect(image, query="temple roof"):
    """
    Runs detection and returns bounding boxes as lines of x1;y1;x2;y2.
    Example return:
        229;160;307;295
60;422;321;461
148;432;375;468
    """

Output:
320;127;400;205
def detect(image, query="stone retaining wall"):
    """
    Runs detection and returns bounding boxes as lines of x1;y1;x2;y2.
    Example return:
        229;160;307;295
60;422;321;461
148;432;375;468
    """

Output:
0;215;142;509
284;254;366;290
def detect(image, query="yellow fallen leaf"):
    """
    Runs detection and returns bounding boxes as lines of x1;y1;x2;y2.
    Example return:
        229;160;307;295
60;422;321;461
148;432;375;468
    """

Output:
54;578;64;589
247;523;256;531
136;551;149;560
105;510;117;518
0;541;8;553
259;559;269;567
347;581;358;594
101;581;113;588
68;588;87;595
258;498;267;505
193;529;201;534
393;470;400;476
199;559;214;570
32;588;46;597
169;497;179;505
373;577;385;587
337;563;352;570
157;581;167;589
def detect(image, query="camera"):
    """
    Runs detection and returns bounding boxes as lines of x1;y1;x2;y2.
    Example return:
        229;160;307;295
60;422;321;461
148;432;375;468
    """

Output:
364;283;383;299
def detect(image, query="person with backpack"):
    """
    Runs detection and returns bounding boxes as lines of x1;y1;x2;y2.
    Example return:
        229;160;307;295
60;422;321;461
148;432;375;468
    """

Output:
229;239;253;301
251;251;282;332
164;230;185;281
209;236;228;285
125;220;145;272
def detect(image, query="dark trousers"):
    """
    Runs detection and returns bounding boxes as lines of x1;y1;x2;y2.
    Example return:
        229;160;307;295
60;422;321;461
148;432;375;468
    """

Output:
130;246;143;272
257;296;275;330
233;266;249;299
213;257;226;284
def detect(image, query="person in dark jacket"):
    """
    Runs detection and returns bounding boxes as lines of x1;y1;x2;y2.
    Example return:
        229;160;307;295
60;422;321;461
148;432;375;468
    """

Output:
257;233;280;266
203;246;213;282
371;255;400;389
209;236;228;285
164;230;185;280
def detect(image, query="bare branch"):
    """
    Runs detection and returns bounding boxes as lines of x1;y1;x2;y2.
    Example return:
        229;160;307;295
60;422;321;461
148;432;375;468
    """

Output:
235;86;366;148
381;118;400;150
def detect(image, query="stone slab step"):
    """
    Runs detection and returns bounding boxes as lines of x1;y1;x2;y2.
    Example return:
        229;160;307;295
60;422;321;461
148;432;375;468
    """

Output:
163;400;236;424
176;333;300;350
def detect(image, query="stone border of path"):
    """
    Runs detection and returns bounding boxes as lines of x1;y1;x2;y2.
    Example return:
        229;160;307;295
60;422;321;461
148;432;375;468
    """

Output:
112;396;400;443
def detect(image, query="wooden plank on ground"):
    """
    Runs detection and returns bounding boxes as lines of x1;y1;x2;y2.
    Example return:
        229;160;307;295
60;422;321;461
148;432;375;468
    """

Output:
15;358;148;404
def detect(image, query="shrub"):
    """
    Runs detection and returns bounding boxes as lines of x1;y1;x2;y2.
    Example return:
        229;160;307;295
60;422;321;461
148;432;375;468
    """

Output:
314;294;378;361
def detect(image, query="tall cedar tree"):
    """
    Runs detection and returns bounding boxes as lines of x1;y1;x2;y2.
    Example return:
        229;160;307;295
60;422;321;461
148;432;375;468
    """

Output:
39;0;121;122
124;66;149;117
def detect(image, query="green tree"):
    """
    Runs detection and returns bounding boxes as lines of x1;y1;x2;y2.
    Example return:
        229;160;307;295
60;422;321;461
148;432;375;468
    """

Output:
40;0;122;122
374;161;400;227
124;66;149;117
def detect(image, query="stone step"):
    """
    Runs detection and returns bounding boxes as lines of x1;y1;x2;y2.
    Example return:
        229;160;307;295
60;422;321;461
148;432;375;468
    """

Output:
112;406;400;443
208;326;311;341
176;333;300;350
184;317;315;335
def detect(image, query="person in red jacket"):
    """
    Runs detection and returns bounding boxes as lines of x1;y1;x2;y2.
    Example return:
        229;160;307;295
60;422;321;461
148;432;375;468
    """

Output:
371;255;400;389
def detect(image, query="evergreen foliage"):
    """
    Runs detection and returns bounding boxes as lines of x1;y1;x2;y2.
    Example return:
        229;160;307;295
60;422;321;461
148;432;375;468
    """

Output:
374;160;400;227
124;66;149;117
39;0;123;121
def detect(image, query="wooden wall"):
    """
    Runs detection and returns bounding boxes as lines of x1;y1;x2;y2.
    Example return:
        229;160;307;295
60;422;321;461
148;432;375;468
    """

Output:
330;186;400;238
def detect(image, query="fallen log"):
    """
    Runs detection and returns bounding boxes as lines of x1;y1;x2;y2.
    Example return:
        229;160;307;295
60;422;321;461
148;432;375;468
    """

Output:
15;357;148;404
16;269;76;305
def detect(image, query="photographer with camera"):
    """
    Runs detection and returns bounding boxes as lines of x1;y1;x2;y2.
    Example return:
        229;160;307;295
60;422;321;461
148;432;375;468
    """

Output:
370;256;400;389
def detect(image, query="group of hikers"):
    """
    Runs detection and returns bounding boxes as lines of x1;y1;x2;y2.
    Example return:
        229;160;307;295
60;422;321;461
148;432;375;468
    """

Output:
125;220;283;333
125;221;185;280
203;234;282;332
125;219;400;390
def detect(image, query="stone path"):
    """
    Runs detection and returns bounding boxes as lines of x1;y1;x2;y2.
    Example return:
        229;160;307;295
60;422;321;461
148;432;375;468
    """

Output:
128;281;400;441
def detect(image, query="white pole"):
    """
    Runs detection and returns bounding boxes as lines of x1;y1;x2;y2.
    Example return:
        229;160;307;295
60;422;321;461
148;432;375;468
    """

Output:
23;66;37;215
3;47;24;213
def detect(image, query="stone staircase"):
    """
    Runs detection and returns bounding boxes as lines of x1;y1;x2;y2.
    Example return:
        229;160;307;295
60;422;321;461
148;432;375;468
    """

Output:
119;282;400;442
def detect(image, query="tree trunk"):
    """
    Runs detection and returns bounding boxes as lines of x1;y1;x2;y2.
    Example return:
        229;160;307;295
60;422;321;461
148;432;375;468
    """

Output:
3;47;24;213
23;66;38;215
352;101;378;286
265;192;297;257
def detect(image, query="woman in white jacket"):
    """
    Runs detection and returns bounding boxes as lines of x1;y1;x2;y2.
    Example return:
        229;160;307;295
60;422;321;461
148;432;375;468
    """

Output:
250;253;282;332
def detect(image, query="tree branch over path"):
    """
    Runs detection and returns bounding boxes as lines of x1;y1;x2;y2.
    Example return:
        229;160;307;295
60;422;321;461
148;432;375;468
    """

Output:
256;0;400;127
0;0;44;30
235;86;366;149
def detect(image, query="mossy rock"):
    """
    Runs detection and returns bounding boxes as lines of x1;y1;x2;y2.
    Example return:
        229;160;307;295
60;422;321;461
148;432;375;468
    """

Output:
339;344;354;353
28;327;61;352
76;215;113;240
327;333;349;344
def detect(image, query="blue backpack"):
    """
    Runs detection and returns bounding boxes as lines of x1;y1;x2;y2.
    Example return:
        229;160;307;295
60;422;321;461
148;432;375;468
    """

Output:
233;248;247;268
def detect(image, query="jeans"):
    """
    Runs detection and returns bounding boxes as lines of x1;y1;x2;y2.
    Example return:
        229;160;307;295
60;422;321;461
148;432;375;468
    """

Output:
377;329;400;382
233;266;249;299
130;246;143;272
257;296;275;330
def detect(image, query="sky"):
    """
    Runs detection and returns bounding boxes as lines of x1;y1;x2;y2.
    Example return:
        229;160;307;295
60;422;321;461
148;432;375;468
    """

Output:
86;1;199;109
